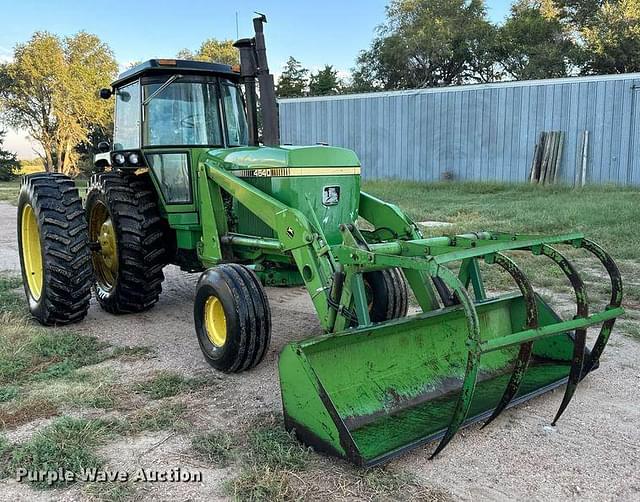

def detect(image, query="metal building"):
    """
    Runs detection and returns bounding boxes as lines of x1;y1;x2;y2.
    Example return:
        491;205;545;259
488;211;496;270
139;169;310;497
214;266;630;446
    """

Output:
278;73;640;185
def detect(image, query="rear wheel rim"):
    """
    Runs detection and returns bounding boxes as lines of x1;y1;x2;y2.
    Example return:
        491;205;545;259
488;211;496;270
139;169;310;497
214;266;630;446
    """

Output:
204;296;227;347
89;201;118;292
21;203;43;300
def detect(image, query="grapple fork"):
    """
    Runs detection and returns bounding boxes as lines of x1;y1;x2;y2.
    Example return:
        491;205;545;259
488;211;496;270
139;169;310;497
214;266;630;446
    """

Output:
279;231;624;466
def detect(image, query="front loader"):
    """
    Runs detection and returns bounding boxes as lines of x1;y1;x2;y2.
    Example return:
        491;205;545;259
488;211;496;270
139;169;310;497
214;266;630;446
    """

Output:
16;16;623;466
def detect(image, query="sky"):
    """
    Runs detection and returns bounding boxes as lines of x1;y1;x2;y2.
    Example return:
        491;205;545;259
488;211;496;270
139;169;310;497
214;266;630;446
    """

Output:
0;0;514;159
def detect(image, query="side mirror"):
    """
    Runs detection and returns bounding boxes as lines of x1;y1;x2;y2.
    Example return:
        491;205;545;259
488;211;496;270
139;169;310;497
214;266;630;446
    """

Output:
97;141;110;153
99;88;113;99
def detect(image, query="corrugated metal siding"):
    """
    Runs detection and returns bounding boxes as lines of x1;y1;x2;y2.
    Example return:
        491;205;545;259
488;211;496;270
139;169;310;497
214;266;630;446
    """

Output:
279;74;640;184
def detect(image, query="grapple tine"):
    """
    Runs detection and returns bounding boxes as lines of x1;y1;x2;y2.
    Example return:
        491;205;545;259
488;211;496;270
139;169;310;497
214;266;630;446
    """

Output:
539;245;588;425
430;267;480;459
483;253;538;428
580;239;623;371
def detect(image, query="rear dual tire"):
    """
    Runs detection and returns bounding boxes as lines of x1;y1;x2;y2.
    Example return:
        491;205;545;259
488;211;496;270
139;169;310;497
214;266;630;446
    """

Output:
194;264;272;372
85;172;168;314
17;174;93;325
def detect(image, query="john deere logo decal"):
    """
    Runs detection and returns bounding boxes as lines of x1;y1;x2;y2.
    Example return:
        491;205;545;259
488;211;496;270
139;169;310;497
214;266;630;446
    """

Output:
323;186;340;206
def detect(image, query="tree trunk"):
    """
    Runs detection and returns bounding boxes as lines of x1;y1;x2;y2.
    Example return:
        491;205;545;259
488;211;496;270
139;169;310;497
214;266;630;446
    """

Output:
44;149;53;172
61;139;73;175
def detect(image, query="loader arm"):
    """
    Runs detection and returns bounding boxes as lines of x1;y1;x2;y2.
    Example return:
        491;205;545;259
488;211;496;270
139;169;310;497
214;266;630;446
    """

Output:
202;160;340;331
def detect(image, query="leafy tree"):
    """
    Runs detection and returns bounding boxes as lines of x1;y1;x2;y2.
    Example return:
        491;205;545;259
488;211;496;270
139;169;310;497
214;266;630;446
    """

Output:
497;0;579;80
75;122;112;175
0;130;19;181
0;31;117;174
19;158;45;175
276;57;309;97
177;39;238;65
345;62;380;93
351;0;499;90
309;65;342;95
581;0;640;74
553;0;605;30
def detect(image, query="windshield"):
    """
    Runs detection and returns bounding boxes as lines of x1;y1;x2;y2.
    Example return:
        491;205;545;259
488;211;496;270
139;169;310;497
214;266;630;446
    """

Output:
143;77;223;147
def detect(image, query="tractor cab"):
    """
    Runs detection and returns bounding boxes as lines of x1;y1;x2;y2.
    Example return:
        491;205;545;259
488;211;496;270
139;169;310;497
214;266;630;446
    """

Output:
96;59;249;206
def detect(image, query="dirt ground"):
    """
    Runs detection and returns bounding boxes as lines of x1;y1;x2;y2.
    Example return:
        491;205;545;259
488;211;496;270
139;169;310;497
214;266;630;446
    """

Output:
0;200;639;502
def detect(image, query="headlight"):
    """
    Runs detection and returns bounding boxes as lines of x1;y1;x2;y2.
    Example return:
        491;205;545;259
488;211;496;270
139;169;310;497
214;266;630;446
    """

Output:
128;153;140;165
113;153;125;165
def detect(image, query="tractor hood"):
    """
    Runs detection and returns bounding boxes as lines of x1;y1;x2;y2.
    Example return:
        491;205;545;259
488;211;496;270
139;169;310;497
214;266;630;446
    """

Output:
205;145;360;171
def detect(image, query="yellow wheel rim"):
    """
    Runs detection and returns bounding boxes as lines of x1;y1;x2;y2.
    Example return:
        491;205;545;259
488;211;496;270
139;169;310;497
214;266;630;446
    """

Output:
89;202;118;291
21;203;43;300
204;296;227;347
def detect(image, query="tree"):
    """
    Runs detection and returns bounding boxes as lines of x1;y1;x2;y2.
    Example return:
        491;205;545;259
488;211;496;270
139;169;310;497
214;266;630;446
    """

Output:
309;65;341;95
497;0;579;80
351;0;499;90
276;57;309;97
177;39;238;65
554;0;605;30
0;31;117;174
581;0;640;74
0;130;19;181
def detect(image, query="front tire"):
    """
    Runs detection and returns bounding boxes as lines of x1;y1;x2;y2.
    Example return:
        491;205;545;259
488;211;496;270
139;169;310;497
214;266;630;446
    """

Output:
85;172;167;314
194;264;271;372
17;173;92;325
363;268;409;322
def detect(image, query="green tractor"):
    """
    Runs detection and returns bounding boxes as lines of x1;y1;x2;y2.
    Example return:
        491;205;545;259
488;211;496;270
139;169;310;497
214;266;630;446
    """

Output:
17;16;623;466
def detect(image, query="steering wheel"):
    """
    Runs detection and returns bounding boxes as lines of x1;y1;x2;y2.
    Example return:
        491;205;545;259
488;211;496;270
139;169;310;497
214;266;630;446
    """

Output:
180;114;202;128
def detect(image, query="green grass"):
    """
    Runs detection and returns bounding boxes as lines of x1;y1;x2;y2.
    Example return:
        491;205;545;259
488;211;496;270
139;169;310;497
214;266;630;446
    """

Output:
7;416;118;488
0;180;20;203
84;481;139;502
224;416;312;501
0;179;87;205
363;181;640;260
135;371;207;400
364;181;640;341
620;321;640;340
0;385;19;403
0;274;153;425
192;431;234;466
245;427;310;471
129;402;189;432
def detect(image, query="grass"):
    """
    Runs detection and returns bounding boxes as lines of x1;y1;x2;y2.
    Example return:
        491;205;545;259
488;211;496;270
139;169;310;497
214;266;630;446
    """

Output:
0;274;152;426
192;431;234;465
7;416;118;488
135;371;207;400
244;426;310;471
128;402;189;433
363;181;640;259
619;321;640;340
224;416;312;501
0;179;87;205
0;180;20;203
364;180;640;340
224;416;448;502
84;481;139;502
0;385;19;403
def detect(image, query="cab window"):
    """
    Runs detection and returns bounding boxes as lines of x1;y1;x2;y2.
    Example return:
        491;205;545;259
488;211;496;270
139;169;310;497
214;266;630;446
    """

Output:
114;81;141;150
221;82;249;147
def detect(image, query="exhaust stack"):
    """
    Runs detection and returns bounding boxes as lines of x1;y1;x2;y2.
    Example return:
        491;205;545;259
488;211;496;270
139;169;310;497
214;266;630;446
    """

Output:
234;14;280;146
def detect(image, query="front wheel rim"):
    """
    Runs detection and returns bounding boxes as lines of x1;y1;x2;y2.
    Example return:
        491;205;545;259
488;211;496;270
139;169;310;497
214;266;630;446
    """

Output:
204;295;227;347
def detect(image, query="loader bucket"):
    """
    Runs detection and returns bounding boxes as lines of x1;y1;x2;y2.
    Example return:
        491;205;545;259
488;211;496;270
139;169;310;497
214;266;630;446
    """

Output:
279;292;583;467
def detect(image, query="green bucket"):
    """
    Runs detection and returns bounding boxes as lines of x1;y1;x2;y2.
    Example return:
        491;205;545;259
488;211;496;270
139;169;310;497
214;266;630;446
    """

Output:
279;292;580;466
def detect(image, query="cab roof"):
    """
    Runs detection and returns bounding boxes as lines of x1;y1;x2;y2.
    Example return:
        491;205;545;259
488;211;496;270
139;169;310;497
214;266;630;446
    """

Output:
112;59;240;88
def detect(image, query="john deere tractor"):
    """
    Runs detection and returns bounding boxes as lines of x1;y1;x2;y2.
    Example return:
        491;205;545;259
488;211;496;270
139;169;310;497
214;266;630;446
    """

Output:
17;16;623;466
